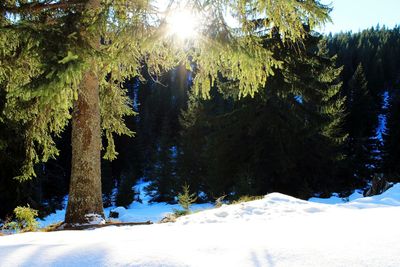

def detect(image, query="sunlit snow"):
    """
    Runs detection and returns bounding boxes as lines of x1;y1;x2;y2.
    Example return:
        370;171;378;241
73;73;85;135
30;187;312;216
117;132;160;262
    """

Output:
1;184;399;267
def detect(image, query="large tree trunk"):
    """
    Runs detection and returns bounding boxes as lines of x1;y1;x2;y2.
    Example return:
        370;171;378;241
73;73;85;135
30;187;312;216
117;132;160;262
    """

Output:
64;0;103;225
65;67;104;224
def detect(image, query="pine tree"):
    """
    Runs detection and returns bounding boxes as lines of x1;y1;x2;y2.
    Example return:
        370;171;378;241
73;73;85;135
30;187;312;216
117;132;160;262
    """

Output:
139;66;189;203
146;115;179;203
346;64;377;183
382;84;400;181
101;160;114;207
177;184;197;213
326;26;400;186
115;174;136;208
1;0;330;224
178;33;348;199
177;91;209;199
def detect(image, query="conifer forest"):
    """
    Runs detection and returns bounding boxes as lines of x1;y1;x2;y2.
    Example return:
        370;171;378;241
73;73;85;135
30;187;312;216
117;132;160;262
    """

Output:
2;1;400;266
0;0;399;225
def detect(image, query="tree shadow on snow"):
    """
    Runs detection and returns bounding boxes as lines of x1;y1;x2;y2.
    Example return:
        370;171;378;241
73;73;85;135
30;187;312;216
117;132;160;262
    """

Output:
251;250;276;267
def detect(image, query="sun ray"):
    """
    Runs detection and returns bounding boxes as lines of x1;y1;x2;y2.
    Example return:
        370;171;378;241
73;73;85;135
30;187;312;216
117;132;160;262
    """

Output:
166;8;199;40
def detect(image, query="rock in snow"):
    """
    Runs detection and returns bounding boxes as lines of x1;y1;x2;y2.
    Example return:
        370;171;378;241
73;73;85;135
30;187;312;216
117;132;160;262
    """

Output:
1;184;400;267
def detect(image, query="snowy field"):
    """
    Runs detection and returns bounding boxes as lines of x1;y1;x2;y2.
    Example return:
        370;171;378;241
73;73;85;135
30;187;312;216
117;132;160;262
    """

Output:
1;184;400;267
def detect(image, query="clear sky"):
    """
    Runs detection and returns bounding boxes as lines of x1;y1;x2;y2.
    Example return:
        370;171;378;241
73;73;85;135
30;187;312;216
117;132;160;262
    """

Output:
320;0;400;34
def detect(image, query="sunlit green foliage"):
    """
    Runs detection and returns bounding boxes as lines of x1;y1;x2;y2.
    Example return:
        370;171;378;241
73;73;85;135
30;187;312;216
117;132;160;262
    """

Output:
3;205;39;232
178;183;197;211
0;0;330;181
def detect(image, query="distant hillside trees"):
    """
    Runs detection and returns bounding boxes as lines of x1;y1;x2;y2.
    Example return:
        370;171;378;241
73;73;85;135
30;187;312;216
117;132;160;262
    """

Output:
327;26;400;182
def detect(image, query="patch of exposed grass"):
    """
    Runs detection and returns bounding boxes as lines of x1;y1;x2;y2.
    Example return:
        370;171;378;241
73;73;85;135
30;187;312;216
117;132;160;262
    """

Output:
41;222;64;232
231;195;264;204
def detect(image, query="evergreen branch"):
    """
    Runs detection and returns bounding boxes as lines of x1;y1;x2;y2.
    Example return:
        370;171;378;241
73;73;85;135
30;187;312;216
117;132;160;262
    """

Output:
1;0;84;15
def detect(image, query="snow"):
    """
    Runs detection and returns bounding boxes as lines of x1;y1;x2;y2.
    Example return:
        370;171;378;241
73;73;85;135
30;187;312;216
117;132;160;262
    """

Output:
345;183;400;208
37;209;66;228
1;184;400;267
114;180;213;223
84;214;106;225
309;190;364;204
38;180;213;228
309;183;400;208
107;202;212;223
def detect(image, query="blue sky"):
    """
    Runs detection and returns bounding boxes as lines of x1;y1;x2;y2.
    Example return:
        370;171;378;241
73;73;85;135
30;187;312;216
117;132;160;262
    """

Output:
320;0;400;33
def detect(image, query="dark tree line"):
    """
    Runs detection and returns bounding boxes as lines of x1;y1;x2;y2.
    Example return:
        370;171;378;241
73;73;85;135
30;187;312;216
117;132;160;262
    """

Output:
1;26;400;220
153;33;348;200
326;26;400;183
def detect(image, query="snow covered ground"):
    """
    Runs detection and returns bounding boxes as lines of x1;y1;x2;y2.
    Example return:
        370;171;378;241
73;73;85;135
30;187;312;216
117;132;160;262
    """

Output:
1;184;400;267
37;181;213;228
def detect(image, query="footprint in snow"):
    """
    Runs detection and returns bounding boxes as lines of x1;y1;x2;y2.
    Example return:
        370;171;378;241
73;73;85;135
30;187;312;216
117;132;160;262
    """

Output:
304;207;322;213
253;209;265;215
215;211;229;218
283;209;295;213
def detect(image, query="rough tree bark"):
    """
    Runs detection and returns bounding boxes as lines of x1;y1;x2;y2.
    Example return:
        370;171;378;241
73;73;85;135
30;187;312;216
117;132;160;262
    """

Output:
65;0;104;224
65;65;104;224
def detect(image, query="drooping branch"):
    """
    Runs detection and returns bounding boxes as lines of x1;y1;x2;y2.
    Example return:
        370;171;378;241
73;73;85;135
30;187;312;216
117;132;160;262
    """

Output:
1;0;84;15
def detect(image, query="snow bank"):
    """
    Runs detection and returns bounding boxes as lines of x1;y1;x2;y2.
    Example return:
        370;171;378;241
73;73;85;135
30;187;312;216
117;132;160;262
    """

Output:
309;190;364;204
38;180;213;228
309;183;400;208
177;193;320;225
2;184;400;267
176;184;400;225
346;183;400;208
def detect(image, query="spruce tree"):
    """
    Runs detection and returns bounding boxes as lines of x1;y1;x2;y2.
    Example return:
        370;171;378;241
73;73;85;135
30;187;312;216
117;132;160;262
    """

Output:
346;64;377;183
177;91;208;199
1;0;330;224
178;33;348;199
327;27;400;184
382;85;400;181
146;114;179;203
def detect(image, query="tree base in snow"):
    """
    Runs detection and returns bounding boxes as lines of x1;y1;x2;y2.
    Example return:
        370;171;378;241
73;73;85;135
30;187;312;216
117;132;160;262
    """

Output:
56;221;153;231
364;174;393;197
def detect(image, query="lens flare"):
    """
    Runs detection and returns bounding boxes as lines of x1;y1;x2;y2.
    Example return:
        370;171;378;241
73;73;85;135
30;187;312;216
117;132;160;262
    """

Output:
167;9;199;39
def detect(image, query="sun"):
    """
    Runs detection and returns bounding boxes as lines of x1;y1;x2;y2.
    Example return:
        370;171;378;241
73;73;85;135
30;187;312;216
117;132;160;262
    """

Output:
166;9;199;40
